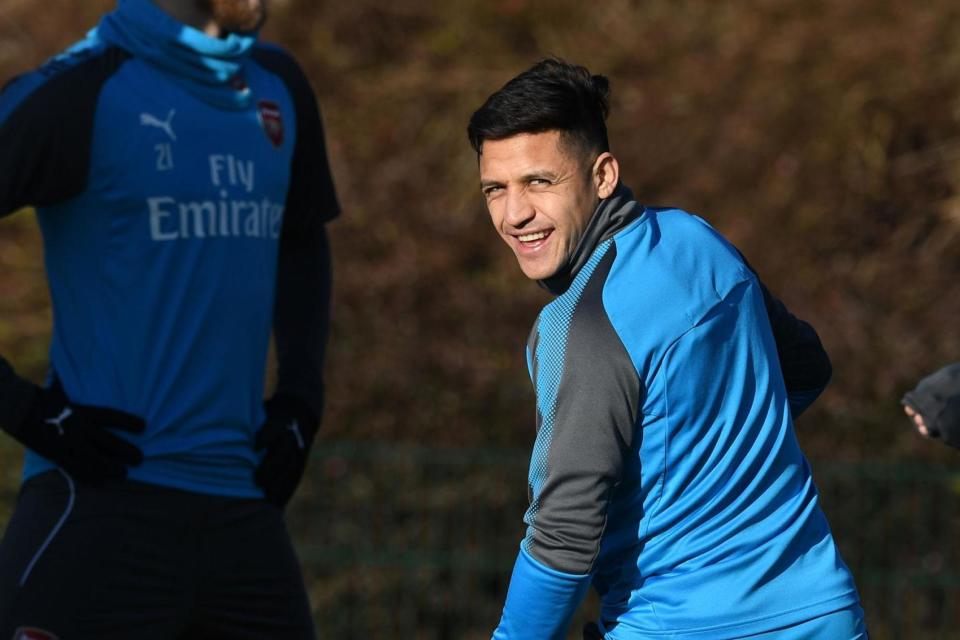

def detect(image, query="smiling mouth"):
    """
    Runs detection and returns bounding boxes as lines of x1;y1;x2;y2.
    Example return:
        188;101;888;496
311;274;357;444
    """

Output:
516;230;552;245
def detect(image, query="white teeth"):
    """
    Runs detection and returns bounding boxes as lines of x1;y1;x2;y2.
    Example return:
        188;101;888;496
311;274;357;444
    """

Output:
518;231;549;242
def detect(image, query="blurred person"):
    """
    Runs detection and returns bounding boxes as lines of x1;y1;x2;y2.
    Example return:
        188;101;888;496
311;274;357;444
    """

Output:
0;0;338;636
467;58;866;639
903;363;960;449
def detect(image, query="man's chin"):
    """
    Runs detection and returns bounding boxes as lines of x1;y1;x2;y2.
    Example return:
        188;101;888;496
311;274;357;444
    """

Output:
517;260;559;282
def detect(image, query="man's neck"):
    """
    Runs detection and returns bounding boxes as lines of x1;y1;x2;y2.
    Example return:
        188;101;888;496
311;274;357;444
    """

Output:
152;0;222;37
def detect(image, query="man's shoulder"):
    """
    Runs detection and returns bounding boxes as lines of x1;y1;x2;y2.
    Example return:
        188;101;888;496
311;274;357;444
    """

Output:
251;42;299;65
603;207;755;354
612;205;746;281
616;206;719;243
250;42;311;90
1;33;129;123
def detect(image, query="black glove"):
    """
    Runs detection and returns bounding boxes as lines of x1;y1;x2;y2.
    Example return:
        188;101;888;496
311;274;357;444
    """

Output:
902;363;960;449
2;379;146;483
583;622;604;639
254;394;319;506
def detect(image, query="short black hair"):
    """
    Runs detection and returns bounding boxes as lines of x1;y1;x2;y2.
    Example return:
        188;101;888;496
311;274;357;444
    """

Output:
467;58;610;161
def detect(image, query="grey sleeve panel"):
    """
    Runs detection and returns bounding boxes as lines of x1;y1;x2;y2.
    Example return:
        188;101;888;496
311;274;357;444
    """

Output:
528;246;642;575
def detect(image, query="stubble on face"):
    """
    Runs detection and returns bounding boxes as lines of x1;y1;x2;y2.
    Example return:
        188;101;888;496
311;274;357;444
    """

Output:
197;0;267;33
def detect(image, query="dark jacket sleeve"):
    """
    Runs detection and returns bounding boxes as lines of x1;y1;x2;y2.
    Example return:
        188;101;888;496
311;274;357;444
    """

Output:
902;363;960;449
735;251;832;418
0;46;128;218
273;223;331;420
756;280;832;418
252;45;339;419
0;45;128;432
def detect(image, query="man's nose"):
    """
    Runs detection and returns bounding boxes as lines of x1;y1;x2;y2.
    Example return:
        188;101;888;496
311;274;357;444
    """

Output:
503;189;534;227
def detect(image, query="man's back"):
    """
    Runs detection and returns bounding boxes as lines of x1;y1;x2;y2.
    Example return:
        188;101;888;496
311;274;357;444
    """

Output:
527;209;859;637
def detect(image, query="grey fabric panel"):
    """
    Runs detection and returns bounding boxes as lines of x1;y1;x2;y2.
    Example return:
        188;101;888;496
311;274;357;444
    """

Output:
529;245;642;574
527;318;543;436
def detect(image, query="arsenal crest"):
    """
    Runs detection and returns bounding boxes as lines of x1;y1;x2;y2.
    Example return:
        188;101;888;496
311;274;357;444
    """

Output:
257;100;284;148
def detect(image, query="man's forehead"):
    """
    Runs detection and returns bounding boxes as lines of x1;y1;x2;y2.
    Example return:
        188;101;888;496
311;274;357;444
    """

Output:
479;131;573;177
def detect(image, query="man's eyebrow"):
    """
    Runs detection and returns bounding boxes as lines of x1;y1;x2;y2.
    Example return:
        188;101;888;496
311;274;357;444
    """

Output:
520;169;560;182
480;170;561;189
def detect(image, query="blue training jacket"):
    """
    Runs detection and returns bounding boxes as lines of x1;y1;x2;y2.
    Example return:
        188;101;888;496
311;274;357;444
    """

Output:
493;185;861;638
0;0;338;497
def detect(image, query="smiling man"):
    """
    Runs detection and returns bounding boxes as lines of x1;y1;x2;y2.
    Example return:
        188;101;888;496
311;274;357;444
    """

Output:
0;0;338;637
469;59;866;640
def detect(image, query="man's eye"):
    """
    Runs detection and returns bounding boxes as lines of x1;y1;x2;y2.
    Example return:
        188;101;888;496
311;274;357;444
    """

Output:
530;178;551;186
483;186;502;196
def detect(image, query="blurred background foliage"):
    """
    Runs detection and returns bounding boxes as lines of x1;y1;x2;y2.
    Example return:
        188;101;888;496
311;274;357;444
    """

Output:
1;0;959;637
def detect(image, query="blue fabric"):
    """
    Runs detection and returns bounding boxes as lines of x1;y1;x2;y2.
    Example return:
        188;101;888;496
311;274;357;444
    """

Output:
96;0;257;110
504;206;862;637
733;603;868;639
596;211;860;636
19;30;305;496
492;547;591;640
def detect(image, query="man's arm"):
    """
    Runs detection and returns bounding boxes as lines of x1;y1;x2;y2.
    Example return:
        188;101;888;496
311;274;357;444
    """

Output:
495;249;639;639
251;45;340;505
756;280;832;418
254;216;332;505
252;44;339;413
0;44;129;434
273;222;332;415
0;46;147;481
0;71;62;430
735;251;831;418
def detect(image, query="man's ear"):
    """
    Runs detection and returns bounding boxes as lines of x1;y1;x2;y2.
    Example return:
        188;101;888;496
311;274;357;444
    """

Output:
592;152;620;198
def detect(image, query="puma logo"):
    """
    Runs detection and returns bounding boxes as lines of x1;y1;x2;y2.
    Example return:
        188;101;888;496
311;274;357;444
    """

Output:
140;109;177;141
287;420;305;450
44;407;73;435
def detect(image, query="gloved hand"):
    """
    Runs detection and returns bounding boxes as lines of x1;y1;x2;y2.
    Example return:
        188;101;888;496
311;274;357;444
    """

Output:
1;379;146;482
902;363;960;449
254;394;319;506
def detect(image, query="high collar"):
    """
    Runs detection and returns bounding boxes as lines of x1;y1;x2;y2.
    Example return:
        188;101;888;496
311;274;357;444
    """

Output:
540;183;644;295
95;0;258;110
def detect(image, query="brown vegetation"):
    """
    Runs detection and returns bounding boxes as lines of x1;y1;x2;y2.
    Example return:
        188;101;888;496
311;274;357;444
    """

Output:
2;0;959;634
2;0;958;459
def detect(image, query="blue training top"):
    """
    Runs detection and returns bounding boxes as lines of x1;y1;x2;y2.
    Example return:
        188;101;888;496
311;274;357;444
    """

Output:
493;185;861;638
0;0;339;497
